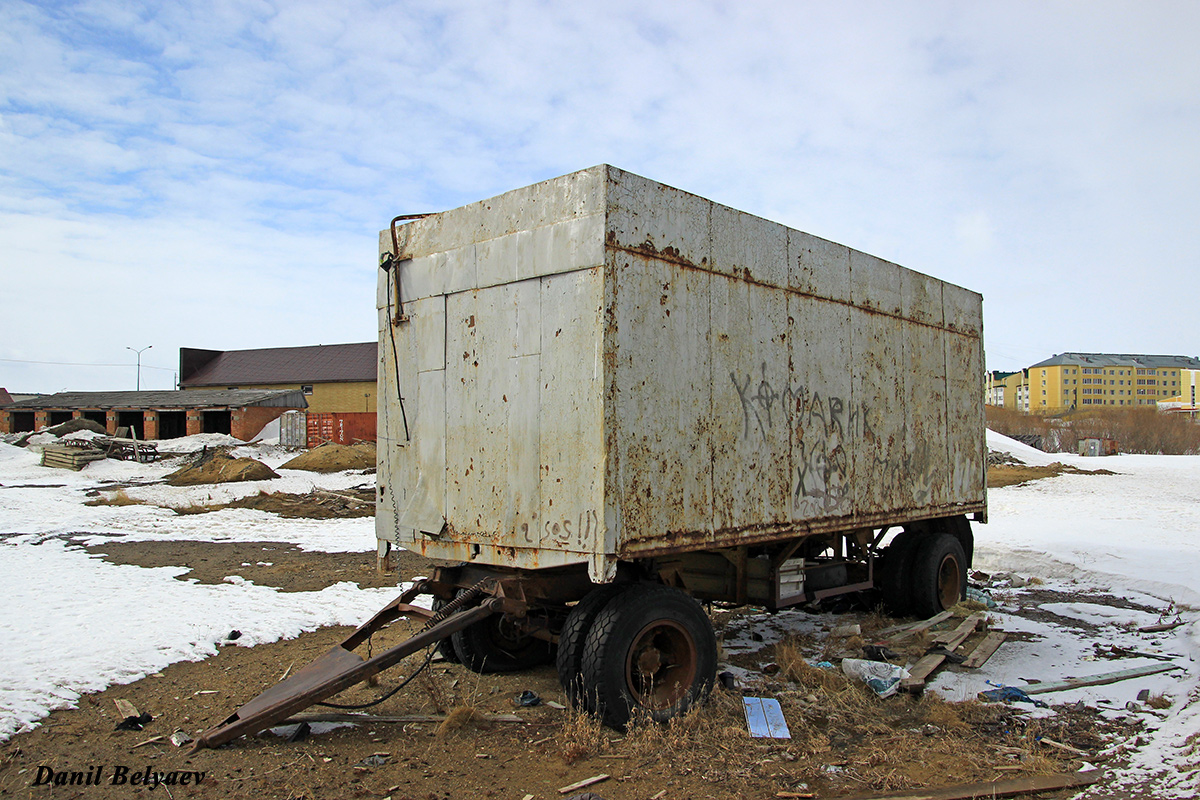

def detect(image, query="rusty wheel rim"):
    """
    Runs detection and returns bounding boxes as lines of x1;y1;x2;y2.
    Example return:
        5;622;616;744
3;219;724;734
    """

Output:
624;620;698;711
937;554;962;610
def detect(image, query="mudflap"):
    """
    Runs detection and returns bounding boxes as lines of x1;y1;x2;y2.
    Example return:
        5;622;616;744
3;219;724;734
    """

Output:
190;582;503;751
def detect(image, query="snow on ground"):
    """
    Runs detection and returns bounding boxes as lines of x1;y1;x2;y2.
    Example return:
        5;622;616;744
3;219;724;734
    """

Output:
976;431;1200;796
0;441;375;552
1;430;1198;795
0;435;394;741
0;538;397;741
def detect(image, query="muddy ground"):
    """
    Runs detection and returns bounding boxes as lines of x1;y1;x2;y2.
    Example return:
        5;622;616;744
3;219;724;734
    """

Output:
0;538;1144;800
0;460;1153;799
987;462;1115;489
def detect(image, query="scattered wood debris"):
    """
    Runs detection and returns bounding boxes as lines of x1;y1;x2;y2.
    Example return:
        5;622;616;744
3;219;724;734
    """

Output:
834;769;1101;800
557;773;609;794
1024;663;1185;695
40;443;106;471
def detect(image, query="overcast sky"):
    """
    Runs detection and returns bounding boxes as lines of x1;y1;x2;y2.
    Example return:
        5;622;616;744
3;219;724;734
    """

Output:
2;1;1198;392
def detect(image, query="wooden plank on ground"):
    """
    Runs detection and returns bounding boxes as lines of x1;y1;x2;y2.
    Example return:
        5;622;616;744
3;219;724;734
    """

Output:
901;654;946;691
962;631;1007;669
284;712;524;724
877;611;954;640
832;769;1101;800
557;774;609;795
1024;663;1184;695
932;612;985;649
902;614;986;691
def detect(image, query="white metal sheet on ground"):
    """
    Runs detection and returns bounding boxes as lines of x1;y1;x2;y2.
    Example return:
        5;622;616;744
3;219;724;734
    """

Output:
742;696;791;739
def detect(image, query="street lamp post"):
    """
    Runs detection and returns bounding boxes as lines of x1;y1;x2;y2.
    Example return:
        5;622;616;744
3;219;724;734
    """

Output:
127;345;152;391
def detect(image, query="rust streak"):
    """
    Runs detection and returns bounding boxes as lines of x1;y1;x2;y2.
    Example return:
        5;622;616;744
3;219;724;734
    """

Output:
605;242;980;340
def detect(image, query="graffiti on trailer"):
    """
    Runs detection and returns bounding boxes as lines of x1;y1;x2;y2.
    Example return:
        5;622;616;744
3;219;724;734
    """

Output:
730;362;878;511
731;362;940;509
540;510;600;548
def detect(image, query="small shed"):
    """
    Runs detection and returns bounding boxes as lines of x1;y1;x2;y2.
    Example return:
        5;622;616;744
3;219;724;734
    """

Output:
0;389;306;441
1078;438;1119;457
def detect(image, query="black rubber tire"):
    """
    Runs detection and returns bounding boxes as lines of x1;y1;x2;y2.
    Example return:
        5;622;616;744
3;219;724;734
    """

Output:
943;515;974;568
580;584;717;730
450;597;554;674
430;597;461;664
877;531;922;617
908;532;968;619
556;584;631;710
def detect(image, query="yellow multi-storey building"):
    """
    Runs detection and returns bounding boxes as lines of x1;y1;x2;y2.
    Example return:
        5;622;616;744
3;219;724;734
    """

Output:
1000;353;1200;413
987;370;1030;411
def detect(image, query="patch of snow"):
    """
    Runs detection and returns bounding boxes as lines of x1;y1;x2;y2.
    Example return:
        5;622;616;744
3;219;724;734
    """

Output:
986;429;1068;467
0;538;398;741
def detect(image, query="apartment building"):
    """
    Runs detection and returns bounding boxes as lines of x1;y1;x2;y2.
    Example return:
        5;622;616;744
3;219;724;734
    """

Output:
1002;353;1200;412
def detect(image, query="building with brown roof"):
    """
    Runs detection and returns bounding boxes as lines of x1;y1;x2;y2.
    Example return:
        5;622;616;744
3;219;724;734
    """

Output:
180;343;377;414
0;389;306;440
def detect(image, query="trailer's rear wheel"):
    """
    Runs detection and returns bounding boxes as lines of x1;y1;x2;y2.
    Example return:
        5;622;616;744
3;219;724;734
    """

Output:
451;599;554;674
580;584;716;730
877;531;921;616
557;584;630;710
908;533;967;618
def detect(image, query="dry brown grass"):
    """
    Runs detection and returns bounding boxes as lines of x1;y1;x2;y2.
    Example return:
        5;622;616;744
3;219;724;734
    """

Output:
776;640;847;691
84;489;147;507
170;501;217;515
556;707;607;765
1146;694;1172;710
435;706;480;738
988;403;1200;455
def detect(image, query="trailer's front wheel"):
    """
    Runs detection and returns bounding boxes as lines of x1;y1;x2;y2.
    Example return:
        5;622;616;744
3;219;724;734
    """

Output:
580;584;716;730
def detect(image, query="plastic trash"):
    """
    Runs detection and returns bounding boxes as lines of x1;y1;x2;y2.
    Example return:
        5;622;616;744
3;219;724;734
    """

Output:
966;587;998;608
515;690;542;707
978;683;1049;708
115;712;153;731
841;658;910;698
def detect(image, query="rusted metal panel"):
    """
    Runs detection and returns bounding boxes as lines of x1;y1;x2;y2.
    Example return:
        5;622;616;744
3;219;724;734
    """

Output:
376;166;986;582
710;272;790;533
539;269;605;566
790;228;851;303
305;412;376;446
786;292;854;521
279;410;306;448
611;253;714;546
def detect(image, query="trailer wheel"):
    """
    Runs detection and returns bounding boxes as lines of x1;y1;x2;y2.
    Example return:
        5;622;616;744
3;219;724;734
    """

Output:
557;584;631;710
451;603;554;674
908;533;967;618
580;584;717;730
877;531;921;616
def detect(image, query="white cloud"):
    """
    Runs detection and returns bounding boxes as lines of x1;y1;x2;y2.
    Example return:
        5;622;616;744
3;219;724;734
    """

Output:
2;0;1199;391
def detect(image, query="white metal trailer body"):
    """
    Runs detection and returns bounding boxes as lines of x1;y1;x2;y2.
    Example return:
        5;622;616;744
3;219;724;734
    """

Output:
376;165;985;583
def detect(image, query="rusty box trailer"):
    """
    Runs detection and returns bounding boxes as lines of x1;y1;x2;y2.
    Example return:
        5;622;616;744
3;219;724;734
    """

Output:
376;163;983;581
372;164;985;718
194;167;985;748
